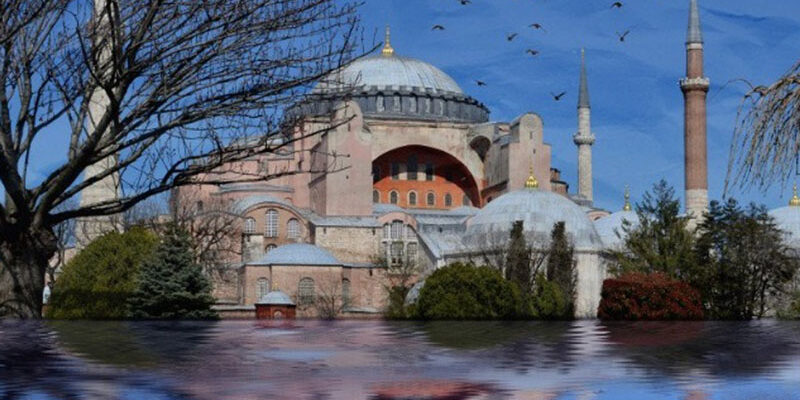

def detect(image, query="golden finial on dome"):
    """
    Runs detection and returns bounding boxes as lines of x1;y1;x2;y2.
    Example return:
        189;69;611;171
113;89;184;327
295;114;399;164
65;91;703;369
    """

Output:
525;165;539;189
382;25;394;57
623;185;632;211
790;183;800;207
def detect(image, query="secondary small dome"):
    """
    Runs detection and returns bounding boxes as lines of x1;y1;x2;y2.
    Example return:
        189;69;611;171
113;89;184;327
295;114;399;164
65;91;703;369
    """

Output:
250;243;341;266
257;290;295;306
594;210;640;250
769;206;800;249
465;188;602;251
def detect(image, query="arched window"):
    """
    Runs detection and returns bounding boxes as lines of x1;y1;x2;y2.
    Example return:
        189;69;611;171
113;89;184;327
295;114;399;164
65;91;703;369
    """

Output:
390;242;404;265
342;278;351;308
444;193;453;207
408;191;417;206
463;195;471;206
377;95;385;112
392;95;401;112
265;209;278;237
425;163;434;181
373;190;380;203
424;97;432;113
287;218;301;239
265;244;277;253
298;277;315;305
407;242;418;264
196;201;204;213
409;96;418;113
383;223;391;239
256;278;269;300
426;192;435;207
244;218;256;234
390;191;399;205
391;220;403;239
407;155;418;180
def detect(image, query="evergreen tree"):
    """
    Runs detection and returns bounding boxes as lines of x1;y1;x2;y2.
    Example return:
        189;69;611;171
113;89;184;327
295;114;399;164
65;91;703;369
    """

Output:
505;220;533;295
546;222;576;318
611;180;697;280
127;226;217;319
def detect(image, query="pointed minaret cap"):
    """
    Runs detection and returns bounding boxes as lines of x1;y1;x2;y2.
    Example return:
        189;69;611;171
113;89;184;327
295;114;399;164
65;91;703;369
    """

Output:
687;0;704;44
790;184;800;207
525;165;539;189
623;185;632;211
382;25;395;57
578;48;590;109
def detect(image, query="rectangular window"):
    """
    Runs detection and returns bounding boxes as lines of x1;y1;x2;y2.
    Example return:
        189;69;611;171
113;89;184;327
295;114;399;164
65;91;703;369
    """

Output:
425;163;434;181
391;163;400;180
390;242;404;266
407;156;418;181
391;221;403;240
407;243;417;264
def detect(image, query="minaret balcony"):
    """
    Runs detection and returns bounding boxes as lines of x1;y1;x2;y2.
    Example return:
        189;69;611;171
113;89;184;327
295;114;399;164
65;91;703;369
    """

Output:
573;133;595;145
680;77;710;92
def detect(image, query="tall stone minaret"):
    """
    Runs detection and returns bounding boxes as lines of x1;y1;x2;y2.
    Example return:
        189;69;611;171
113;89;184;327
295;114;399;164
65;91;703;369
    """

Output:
680;0;710;221
573;48;595;204
75;0;121;247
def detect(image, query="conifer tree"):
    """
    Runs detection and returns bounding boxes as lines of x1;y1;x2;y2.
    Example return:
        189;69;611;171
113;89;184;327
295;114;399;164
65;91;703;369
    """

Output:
546;222;577;317
127;226;217;319
505;221;533;295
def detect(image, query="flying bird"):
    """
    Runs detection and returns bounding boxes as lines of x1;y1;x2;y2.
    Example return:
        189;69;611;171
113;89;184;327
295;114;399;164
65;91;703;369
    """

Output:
507;33;518;41
611;1;623;8
475;80;487;87
526;49;540;56
529;23;546;32
616;30;630;42
459;0;471;4
550;91;566;101
432;25;445;31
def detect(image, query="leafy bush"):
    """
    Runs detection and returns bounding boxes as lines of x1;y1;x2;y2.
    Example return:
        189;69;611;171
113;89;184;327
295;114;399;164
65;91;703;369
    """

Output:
414;263;524;320
777;290;800;320
529;273;568;319
48;227;158;319
598;272;704;320
127;226;217;319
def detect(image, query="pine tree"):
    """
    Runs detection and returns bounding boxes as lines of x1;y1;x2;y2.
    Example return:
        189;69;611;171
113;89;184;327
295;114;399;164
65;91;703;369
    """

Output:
505;220;533;295
127;226;217;319
546;221;576;318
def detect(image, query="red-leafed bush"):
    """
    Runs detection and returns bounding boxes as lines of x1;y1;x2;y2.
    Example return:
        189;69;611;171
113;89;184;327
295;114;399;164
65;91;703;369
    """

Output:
598;272;704;320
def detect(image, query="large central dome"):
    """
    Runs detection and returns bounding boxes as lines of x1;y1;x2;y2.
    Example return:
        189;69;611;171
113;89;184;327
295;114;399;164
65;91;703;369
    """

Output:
319;54;463;94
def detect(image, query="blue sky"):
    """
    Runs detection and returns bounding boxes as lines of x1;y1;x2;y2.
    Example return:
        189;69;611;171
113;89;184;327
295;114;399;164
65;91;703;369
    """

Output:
358;0;800;212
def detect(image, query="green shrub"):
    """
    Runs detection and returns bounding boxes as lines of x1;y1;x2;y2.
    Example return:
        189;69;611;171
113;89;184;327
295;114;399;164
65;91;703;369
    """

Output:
48;227;158;319
777;290;800;320
127;226;217;319
415;263;524;320
529;273;568;319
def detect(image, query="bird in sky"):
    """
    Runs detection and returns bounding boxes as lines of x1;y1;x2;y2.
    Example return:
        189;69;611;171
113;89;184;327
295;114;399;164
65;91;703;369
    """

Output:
616;30;631;42
550;91;566;101
507;33;518;41
526;49;540;56
611;1;623;8
459;0;471;4
529;23;546;32
475;80;487;87
432;25;445;31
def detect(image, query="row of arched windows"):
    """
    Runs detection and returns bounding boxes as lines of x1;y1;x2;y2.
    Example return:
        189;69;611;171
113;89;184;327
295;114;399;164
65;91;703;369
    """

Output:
292;277;351;307
375;95;443;116
373;190;470;207
242;209;301;239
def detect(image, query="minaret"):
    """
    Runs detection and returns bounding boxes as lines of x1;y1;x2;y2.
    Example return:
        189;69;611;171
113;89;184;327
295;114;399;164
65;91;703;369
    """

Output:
680;0;710;221
573;48;595;204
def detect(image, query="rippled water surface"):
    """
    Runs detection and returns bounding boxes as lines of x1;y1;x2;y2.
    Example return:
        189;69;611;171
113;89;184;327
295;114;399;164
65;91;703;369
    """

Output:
1;320;799;399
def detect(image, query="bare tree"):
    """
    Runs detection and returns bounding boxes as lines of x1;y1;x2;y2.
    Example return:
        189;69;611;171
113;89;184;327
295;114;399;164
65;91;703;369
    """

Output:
313;277;346;320
0;0;366;317
726;62;800;192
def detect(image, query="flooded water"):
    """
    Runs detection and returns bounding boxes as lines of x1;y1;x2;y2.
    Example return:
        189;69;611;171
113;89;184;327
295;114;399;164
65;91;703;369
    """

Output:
1;320;798;399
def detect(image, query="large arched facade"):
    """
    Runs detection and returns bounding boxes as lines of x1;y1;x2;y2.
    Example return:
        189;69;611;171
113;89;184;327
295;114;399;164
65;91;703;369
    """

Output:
372;145;481;209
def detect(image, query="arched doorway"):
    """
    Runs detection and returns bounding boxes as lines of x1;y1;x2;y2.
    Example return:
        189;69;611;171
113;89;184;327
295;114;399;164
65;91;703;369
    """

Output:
372;145;481;209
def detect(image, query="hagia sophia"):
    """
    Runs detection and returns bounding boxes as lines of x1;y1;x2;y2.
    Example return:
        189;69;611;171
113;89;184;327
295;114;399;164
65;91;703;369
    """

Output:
68;0;800;319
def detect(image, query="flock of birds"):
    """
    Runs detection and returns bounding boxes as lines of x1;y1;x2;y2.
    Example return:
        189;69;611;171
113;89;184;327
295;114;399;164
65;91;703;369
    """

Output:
428;0;634;101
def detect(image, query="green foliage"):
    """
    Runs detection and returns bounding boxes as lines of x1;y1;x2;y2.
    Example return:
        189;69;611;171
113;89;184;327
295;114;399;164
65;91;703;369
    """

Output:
383;285;411;319
48;228;158;319
546;221;576;318
694;199;799;319
127;226;217;319
777;290;800;319
529;273;567;319
610;180;697;280
414;263;524;320
505;220;533;294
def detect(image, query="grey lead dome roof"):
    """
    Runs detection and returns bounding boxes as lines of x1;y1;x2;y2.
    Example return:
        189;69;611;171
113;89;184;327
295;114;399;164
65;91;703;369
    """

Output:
316;55;463;95
250;243;341;266
465;189;602;252
769;206;800;249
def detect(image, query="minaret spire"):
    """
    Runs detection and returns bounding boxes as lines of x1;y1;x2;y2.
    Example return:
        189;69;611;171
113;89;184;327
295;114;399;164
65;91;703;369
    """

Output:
680;0;710;223
573;48;595;204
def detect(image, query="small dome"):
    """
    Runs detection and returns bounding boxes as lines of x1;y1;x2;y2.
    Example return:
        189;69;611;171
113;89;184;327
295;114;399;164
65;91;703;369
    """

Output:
465;189;602;251
316;54;463;95
594;210;640;250
251;243;341;266
257;290;295;306
769;206;800;249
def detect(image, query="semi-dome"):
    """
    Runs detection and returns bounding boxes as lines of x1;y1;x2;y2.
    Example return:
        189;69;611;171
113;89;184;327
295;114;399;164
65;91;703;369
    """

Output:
257;290;295;306
250;243;341;266
465;185;602;252
594;210;639;250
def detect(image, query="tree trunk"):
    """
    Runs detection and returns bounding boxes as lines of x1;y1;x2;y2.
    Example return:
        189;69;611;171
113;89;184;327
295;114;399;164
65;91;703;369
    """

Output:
0;228;57;318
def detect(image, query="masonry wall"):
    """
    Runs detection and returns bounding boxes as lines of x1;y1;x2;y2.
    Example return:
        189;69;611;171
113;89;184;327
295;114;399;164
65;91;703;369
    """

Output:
313;226;382;264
